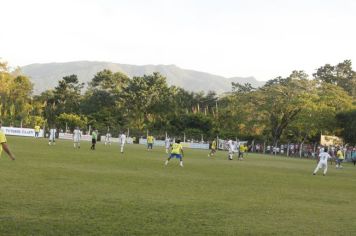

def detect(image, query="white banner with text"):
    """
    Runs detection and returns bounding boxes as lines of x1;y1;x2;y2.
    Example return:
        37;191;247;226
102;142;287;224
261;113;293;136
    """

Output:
1;127;44;137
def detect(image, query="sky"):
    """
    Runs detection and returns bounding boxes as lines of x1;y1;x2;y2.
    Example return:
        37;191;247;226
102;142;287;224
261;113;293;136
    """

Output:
1;0;355;81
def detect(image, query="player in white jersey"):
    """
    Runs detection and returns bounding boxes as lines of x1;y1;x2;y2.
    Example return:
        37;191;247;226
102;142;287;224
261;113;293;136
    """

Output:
48;127;56;145
120;133;126;153
73;127;82;148
227;140;237;160
313;148;331;176
165;137;171;153
105;132;112;146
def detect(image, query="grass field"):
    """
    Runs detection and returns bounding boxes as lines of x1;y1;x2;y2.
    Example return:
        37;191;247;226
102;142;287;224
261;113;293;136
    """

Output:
0;136;355;235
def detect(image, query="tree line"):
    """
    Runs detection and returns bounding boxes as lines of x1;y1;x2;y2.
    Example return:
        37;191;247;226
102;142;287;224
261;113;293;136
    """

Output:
1;59;356;144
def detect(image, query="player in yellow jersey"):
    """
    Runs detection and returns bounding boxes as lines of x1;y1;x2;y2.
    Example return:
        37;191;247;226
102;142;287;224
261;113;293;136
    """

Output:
208;139;217;157
165;139;184;167
0;120;15;160
34;125;40;138
238;144;248;160
147;135;154;150
336;148;344;169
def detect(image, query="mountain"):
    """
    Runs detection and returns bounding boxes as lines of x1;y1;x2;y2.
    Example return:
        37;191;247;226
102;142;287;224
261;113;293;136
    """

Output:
21;61;265;94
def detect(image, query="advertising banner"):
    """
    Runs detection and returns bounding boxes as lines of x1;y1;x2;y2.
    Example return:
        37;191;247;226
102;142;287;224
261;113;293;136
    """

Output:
100;136;134;144
59;133;92;141
320;135;343;146
1;127;44;137
139;138;209;150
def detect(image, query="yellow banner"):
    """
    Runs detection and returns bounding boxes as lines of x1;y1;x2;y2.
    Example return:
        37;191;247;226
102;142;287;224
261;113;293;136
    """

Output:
320;135;343;146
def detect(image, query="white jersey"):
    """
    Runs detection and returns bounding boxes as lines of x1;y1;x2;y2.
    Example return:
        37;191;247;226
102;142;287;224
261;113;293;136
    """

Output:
228;140;235;153
120;134;126;144
73;129;81;142
319;152;330;163
314;151;330;175
165;138;171;148
49;129;56;140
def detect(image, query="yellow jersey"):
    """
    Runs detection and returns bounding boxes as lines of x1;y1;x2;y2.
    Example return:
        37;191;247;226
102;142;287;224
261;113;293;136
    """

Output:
211;140;217;149
240;145;247;152
147;136;154;144
171;143;183;154
337;150;344;160
35;125;40;132
0;130;7;156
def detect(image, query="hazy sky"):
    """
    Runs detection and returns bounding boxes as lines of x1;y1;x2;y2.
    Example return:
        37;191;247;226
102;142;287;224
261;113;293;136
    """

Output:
1;0;355;80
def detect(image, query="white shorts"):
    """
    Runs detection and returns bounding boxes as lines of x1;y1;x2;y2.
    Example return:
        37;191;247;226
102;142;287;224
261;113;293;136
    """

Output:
229;149;236;154
317;161;327;169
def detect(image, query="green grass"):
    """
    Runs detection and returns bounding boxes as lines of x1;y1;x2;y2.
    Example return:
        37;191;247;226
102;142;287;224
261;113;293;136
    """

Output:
0;136;356;235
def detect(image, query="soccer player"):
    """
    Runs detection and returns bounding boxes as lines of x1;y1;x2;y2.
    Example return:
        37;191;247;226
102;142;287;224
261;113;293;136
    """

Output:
48;126;56;145
329;146;336;165
227;139;237;160
165;137;171;154
105;132;112;146
147;135;154;150
208;139;217;157
165;139;184;167
73;126;81;149
0;120;15;160
336;148;344;169
120;132;126;153
91;130;98;150
34;125;40;138
313;148;330;176
238;144;247;160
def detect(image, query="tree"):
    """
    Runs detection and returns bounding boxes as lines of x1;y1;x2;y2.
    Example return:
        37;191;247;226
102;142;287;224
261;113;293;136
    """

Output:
314;60;356;97
256;71;315;145
335;60;356;97
38;75;83;127
336;110;356;144
57;113;87;131
0;63;33;126
231;82;255;93
221;81;264;139
82;70;130;133
10;75;33;125
313;64;336;84
89;69;129;93
81;89;120;131
0;59;9;72
53;74;83;114
168;113;213;138
38;90;56;127
0;69;12;120
123;72;170;131
314;82;354;138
